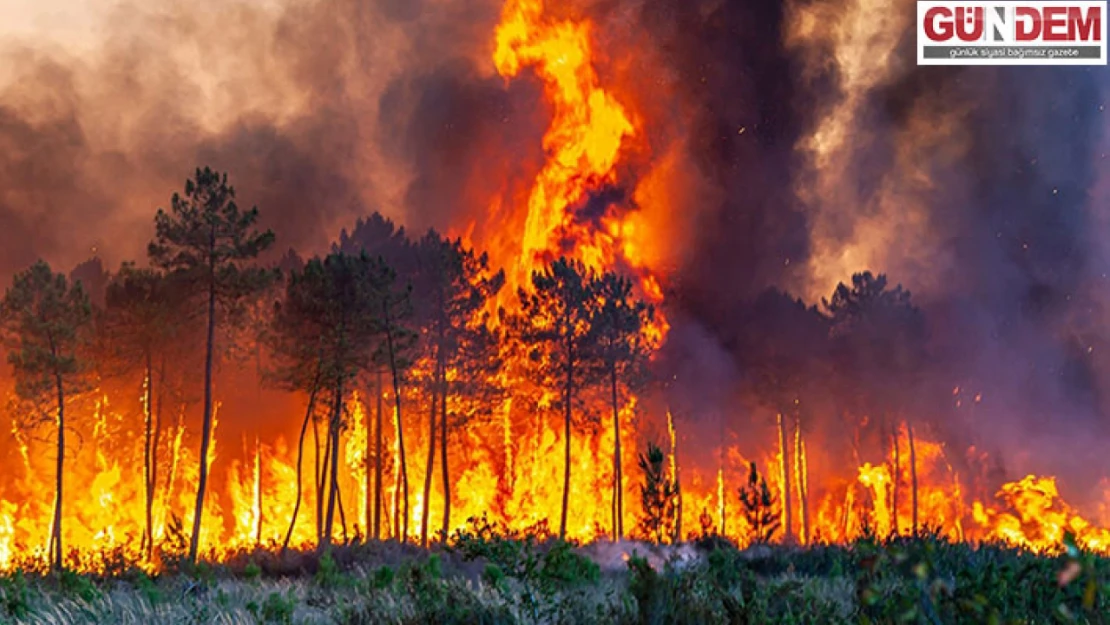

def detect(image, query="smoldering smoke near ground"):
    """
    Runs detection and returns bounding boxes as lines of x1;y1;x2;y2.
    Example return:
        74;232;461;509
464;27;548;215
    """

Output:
0;0;1107;501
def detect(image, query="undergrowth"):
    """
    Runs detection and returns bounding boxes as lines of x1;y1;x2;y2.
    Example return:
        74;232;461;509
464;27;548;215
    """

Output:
0;521;1106;624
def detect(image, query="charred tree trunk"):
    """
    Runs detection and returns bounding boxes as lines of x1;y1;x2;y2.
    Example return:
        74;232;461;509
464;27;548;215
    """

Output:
364;381;373;542
560;338;574;540
50;370;65;571
254;442;263;547
440;375;450;541
373;370;384;540
908;421;919;537
610;366;623;541
150;356;165;558
142;351;155;562
383;307;409;542
776;412;793;544
188;250;218;564
254;348;264;547
313;408;324;543
323;381;344;547
337;479;348;544
283;373;320;552
435;318;450;543
671;427;682;544
794;418;809;545
891;423;901;537
420;359;439;548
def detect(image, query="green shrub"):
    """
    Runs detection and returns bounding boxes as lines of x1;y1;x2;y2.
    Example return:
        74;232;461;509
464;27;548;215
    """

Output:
259;590;296;624
58;568;99;602
0;570;30;619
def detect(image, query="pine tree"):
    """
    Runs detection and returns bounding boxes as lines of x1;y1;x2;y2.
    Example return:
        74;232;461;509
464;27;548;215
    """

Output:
636;441;678;544
411;231;504;546
101;264;181;561
148;167;275;562
270;252;385;548
369;260;417;542
825;272;927;535
739;461;780;544
589;272;655;541
512;258;599;539
1;261;94;570
333;213;411;541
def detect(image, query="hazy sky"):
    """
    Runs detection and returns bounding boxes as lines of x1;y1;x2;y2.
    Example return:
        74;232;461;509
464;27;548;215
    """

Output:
0;0;109;46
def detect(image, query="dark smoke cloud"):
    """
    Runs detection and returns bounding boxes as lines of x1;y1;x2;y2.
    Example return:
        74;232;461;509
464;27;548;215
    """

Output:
625;0;1109;494
636;0;819;316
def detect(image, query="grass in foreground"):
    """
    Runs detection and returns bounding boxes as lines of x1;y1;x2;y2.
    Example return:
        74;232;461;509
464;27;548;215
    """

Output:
0;525;1107;624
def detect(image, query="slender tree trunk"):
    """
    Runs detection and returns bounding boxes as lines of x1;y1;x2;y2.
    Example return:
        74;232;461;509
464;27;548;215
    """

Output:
188;263;218;564
254;348;263;547
440;374;450;541
364;382;373;542
323;382;344;547
776;412;793;544
891;422;901;536
143;351;155;562
794;418;809;545
435;310;450;543
384;311;409;542
420;359;438;548
283;377;320;551
908;421;919;537
319;411;334;545
51;373;65;571
610;366;622;541
150;356;165;556
254;442;263;546
671;421;681;544
374;370;384;540
337;479;348;544
313;408;324;543
560;343;574;540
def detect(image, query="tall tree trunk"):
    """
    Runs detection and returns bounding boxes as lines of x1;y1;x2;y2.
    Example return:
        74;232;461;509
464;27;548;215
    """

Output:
383;311;409;542
142;351;155;562
336;479;348;544
150;356;165;557
671;419;681;544
313;408;324;543
908;421;919;537
891;423;901;536
364;382;373;542
283;377;320;552
323;382;344;547
420;359;439;548
610;366;622;541
776;412;793;544
560;343;573;540
794;418;809;544
254;442;263;546
188;266;218;564
51;373;65;571
374;370;384;540
440;374;450;540
254;347;263;547
436;315;450;541
317;415;332;545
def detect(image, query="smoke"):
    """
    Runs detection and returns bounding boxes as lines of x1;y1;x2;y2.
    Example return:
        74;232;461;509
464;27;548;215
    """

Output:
1;0;1108;499
628;0;1110;494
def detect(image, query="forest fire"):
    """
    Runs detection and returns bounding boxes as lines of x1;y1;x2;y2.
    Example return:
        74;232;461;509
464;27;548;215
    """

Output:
0;0;1106;578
